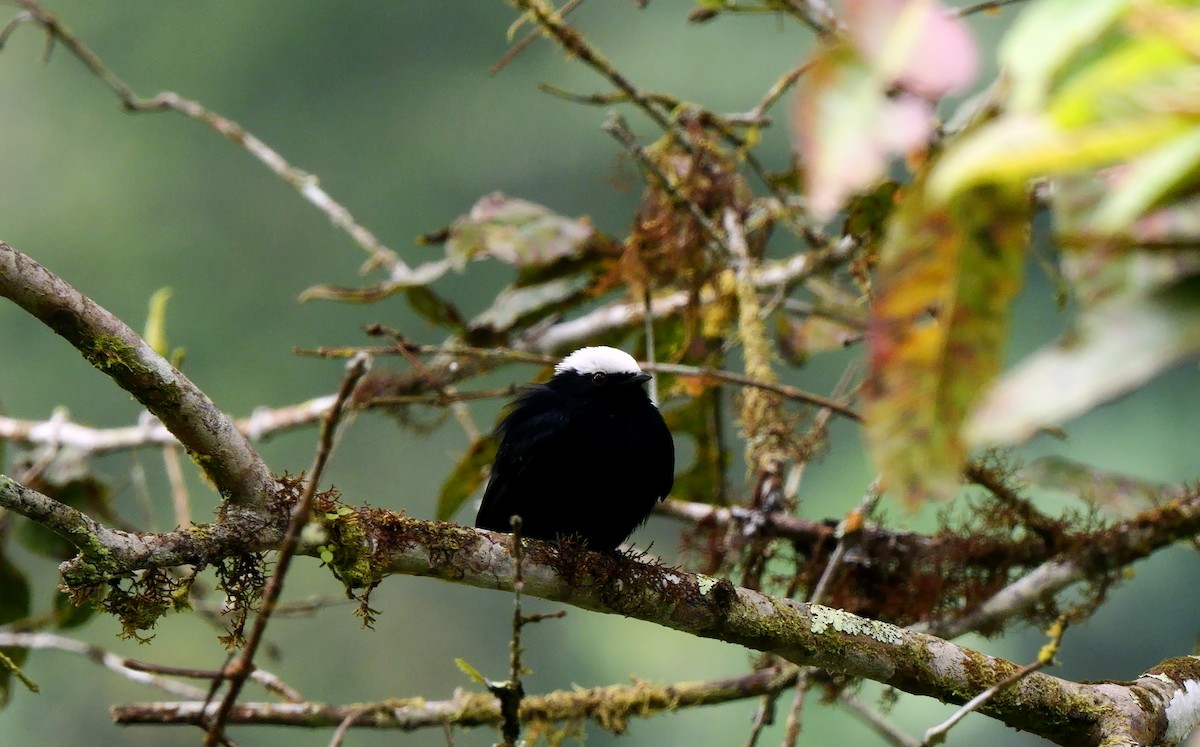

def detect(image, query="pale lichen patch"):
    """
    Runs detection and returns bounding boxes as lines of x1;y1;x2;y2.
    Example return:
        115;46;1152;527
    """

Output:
696;575;720;596
1164;679;1200;746
809;605;902;645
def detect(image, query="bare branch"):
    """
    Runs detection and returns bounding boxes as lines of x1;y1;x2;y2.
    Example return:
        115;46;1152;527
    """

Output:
490;0;584;75
5;0;414;277
0;632;208;699
114;665;801;731
0;397;337;455
0;242;276;509
839;693;920;747
510;0;675;133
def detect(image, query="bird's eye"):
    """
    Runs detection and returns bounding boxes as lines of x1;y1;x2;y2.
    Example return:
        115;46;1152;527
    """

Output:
592;372;607;384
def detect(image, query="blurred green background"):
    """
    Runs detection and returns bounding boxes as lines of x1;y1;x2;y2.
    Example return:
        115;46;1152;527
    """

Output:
1;2;1197;745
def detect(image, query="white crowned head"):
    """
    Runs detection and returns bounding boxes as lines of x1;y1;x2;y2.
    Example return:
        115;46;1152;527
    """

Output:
554;346;642;376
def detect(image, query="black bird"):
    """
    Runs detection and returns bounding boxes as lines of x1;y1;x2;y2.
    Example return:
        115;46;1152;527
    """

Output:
475;346;675;551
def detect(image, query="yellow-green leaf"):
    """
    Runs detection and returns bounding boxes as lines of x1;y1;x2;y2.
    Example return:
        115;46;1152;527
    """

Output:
1092;129;1200;233
455;657;488;685
1000;0;1131;113
436;437;498;521
931;114;1190;199
0;551;32;706
865;181;1029;503
142;287;172;357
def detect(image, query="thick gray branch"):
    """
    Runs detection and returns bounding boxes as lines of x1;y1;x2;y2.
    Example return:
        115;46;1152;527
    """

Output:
0;475;284;586
3;469;1197;745
0;241;276;507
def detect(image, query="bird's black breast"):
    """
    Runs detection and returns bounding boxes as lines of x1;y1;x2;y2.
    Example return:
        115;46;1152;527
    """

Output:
475;379;674;551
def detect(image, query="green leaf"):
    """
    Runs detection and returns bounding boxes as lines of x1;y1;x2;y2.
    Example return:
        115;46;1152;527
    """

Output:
934;0;1200;206
436;437;498;521
931;114;1190;199
454;657;488;685
0;551;32;706
468;276;590;335
405;286;465;332
1092;129;1200;233
445;193;594;270
1046;33;1188;129
142;287;172;358
865;181;1029;502
968;275;1200;445
52;588;95;630
661;391;726;505
1000;0;1131;113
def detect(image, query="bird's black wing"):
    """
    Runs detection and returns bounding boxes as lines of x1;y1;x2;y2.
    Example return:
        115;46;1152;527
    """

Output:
474;387;572;532
647;410;675;503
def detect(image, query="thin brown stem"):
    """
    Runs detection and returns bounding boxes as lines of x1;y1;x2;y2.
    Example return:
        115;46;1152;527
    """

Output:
204;353;371;745
511;0;675;133
6;0;407;275
490;0;584;75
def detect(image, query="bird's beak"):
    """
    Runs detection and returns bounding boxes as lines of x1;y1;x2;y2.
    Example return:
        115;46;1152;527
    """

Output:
630;372;652;385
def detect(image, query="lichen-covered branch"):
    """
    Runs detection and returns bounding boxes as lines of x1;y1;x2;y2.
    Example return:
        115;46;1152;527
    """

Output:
0;475;285;587
0;241;277;509
91;499;1200;746
112;665;798;732
5;459;1200;742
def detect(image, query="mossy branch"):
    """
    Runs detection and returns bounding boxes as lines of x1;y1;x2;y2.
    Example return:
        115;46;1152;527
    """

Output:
112;665;800;732
5;466;1200;742
0;241;277;508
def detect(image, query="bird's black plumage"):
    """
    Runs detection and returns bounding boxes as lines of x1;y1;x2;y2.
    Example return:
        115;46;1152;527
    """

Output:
475;347;674;551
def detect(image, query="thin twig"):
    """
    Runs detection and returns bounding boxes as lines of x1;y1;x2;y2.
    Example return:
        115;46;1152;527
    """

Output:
204;353;371;746
922;660;1047;745
839;692;920;747
296;339;862;420
374;327;482;440
511;0;675;132
118;659;305;703
780;0;841;35
6;0;411;276
922;617;1066;745
163;443;191;528
743;60;816;124
809;482;880;605
490;0;584;75
496;516;529;745
780;482;881;747
0;632;208;699
329;707;373;747
537;82;678;110
643;287;659;404
955;0;1027;16
602;113;729;252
